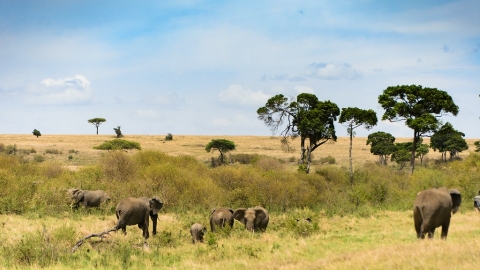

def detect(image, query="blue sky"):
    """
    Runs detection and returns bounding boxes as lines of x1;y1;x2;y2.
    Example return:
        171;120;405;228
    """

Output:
1;0;479;138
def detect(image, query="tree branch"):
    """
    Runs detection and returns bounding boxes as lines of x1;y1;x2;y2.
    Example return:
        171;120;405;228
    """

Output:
71;227;117;253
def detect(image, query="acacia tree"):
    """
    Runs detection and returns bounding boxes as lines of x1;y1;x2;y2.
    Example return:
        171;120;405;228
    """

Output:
378;85;459;174
32;129;41;138
205;139;236;164
257;93;340;173
339;107;378;185
88;118;106;135
430;122;468;161
366;131;396;165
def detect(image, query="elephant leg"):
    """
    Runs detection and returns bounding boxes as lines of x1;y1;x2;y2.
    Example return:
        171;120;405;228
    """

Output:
441;220;450;240
151;214;158;235
210;220;215;232
427;228;435;239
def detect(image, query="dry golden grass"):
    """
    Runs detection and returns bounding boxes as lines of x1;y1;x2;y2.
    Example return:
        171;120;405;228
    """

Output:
1;134;478;171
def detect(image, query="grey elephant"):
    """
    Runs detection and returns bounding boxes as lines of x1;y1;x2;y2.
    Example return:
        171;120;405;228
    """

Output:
68;188;111;209
190;223;207;243
474;191;480;211
233;206;269;232
210;207;234;232
413;187;461;240
115;196;163;240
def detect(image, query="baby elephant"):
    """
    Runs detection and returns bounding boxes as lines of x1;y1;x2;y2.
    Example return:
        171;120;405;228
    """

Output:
190;223;207;243
210;207;234;232
68;188;111;209
115;196;164;240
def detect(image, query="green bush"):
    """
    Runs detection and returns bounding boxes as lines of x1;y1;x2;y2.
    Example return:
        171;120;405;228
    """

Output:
94;139;141;150
165;133;173;141
33;155;45;162
319;155;336;164
45;149;62;155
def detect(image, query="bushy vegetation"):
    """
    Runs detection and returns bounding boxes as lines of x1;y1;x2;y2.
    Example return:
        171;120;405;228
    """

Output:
0;150;480;268
94;139;141;150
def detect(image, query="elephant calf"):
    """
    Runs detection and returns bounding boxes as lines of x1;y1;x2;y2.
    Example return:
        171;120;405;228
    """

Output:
190;223;207;243
68;188;111;209
414;187;461;240
233;206;269;233
210;207;234;232
115;196;163;240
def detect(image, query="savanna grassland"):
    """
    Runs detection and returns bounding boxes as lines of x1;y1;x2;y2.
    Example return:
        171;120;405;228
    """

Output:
1;134;480;269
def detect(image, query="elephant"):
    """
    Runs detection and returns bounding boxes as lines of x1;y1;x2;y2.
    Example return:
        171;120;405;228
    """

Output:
210;207;234;232
190;223;207;243
68;188;111;209
115;196;163;240
474;191;480;211
233;206;269;232
413;187;461;240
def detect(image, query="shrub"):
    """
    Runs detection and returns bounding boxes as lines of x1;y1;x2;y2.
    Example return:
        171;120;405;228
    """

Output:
94;139;141;150
319;155;336;164
100;151;137;181
45;149;62;155
33;155;45;162
165;133;173;141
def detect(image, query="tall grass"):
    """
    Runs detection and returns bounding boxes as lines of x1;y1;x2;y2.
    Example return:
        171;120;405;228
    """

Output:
0;151;480;268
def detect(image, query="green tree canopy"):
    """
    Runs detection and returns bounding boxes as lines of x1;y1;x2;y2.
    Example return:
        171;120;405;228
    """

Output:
366;131;396;165
257;93;340;173
32;129;41;138
339;107;378;184
88;118;106;135
93;139;141;150
205;139;236;164
430;122;468;161
378;85;459;173
474;141;480;152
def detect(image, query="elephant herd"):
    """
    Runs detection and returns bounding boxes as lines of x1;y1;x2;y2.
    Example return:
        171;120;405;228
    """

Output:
67;189;269;243
69;186;477;244
191;206;270;243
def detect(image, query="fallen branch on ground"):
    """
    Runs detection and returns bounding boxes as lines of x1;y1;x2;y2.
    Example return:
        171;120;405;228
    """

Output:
71;227;117;253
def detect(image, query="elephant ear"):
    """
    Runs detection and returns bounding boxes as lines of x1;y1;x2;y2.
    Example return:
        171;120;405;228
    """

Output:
73;189;84;202
149;197;164;215
449;189;461;214
233;208;247;223
255;208;267;221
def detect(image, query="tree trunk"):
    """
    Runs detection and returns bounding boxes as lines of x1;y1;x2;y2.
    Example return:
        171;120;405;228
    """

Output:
349;129;353;185
410;131;419;174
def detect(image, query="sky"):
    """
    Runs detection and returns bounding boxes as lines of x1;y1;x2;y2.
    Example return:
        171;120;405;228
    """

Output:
1;0;479;138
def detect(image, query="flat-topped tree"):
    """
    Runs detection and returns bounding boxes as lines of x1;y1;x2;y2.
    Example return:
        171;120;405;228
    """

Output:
88;118;106;135
205;139;236;164
378;85;458;174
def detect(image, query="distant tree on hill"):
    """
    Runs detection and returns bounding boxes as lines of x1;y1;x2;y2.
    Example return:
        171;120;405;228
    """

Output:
378;85;459;173
205;139;236;165
339;107;378;185
32;129;41;138
113;126;123;138
88;118;106;135
366;131;396;165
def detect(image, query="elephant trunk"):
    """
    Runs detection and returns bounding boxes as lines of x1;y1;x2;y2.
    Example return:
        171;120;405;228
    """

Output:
151;214;158;235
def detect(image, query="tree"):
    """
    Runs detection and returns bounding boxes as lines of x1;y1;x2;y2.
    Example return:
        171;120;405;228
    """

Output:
339;107;378;185
430;122;468;161
378;85;459;173
205;139;236;165
391;142;412;169
416;143;430;166
366;131;396;165
474;141;480;152
257;93;340;173
32;129;41;138
113;126;123;138
88;118;106;135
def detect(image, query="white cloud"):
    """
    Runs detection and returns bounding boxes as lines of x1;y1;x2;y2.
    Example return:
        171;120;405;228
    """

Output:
218;85;270;106
23;75;93;105
309;63;361;80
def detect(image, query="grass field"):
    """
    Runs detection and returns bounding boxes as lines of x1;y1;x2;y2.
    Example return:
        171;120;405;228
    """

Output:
1;134;480;269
